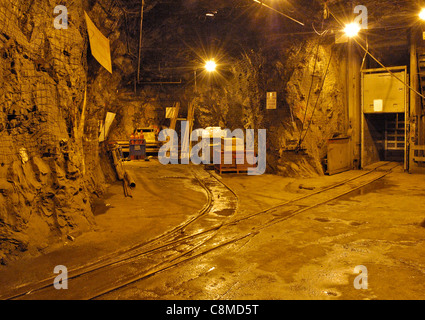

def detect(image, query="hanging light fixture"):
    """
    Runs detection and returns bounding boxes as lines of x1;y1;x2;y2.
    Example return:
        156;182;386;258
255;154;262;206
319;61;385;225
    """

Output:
205;60;217;72
420;8;425;20
344;22;361;38
206;10;217;17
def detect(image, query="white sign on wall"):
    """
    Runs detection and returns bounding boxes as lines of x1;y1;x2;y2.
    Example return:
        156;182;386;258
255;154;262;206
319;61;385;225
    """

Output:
373;99;383;112
267;92;277;110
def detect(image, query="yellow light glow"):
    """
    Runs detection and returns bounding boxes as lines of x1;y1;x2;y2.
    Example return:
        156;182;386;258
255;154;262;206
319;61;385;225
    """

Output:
205;60;217;72
420;8;425;20
344;22;361;38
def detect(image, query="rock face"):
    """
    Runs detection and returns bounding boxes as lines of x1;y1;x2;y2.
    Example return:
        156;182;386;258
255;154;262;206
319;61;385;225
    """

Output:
0;0;109;262
0;0;349;261
191;38;346;177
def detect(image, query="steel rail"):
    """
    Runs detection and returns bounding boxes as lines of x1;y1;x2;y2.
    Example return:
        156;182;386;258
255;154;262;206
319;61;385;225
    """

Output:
3;163;398;300
2;168;237;300
89;164;399;299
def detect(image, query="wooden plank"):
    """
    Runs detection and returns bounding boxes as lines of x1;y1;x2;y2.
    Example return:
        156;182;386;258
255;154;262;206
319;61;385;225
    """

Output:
111;149;124;180
181;102;195;159
215;163;255;174
215;168;250;174
167;102;180;155
169;102;180;132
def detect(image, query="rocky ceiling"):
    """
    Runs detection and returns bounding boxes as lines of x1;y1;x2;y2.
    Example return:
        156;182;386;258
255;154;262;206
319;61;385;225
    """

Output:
110;0;324;82
105;0;425;82
116;0;423;33
325;0;424;66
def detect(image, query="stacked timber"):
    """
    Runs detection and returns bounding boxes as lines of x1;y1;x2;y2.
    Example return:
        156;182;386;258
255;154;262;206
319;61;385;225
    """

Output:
214;138;256;174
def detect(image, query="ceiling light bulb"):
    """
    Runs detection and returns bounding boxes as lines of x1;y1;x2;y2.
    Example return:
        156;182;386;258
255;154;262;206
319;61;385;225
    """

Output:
205;60;217;72
344;22;361;38
420;8;425;20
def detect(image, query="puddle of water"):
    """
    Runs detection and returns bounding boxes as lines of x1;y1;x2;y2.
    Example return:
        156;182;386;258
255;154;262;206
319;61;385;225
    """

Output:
92;199;112;216
214;208;235;217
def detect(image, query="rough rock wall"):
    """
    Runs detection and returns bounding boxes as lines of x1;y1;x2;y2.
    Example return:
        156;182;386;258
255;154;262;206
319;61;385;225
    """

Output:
82;0;166;142
191;37;346;177
100;1;347;178
0;0;349;262
109;37;347;178
0;0;112;263
271;39;347;177
107;88;172;141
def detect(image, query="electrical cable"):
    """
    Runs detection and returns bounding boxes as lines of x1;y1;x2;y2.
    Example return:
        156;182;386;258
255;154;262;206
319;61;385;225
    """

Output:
251;0;305;26
360;35;368;71
312;22;328;36
299;46;334;145
296;37;322;150
327;7;425;101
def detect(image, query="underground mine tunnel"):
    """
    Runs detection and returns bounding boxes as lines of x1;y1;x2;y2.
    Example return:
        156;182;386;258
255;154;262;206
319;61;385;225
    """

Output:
0;0;425;302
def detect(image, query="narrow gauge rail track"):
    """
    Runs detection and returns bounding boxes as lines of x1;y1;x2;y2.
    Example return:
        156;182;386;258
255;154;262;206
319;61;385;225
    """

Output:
224;161;400;229
1;168;238;300
89;162;399;299
2;162;398;300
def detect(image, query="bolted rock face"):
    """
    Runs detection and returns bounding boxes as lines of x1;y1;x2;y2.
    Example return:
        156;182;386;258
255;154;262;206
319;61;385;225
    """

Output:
275;40;346;177
0;0;353;260
0;0;106;261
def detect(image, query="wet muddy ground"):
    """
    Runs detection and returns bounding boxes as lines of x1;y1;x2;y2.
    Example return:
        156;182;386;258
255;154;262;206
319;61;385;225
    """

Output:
98;168;425;300
1;161;425;300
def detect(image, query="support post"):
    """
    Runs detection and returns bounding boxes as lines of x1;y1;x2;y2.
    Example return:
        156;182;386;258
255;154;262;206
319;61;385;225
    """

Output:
137;0;145;83
347;39;362;169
